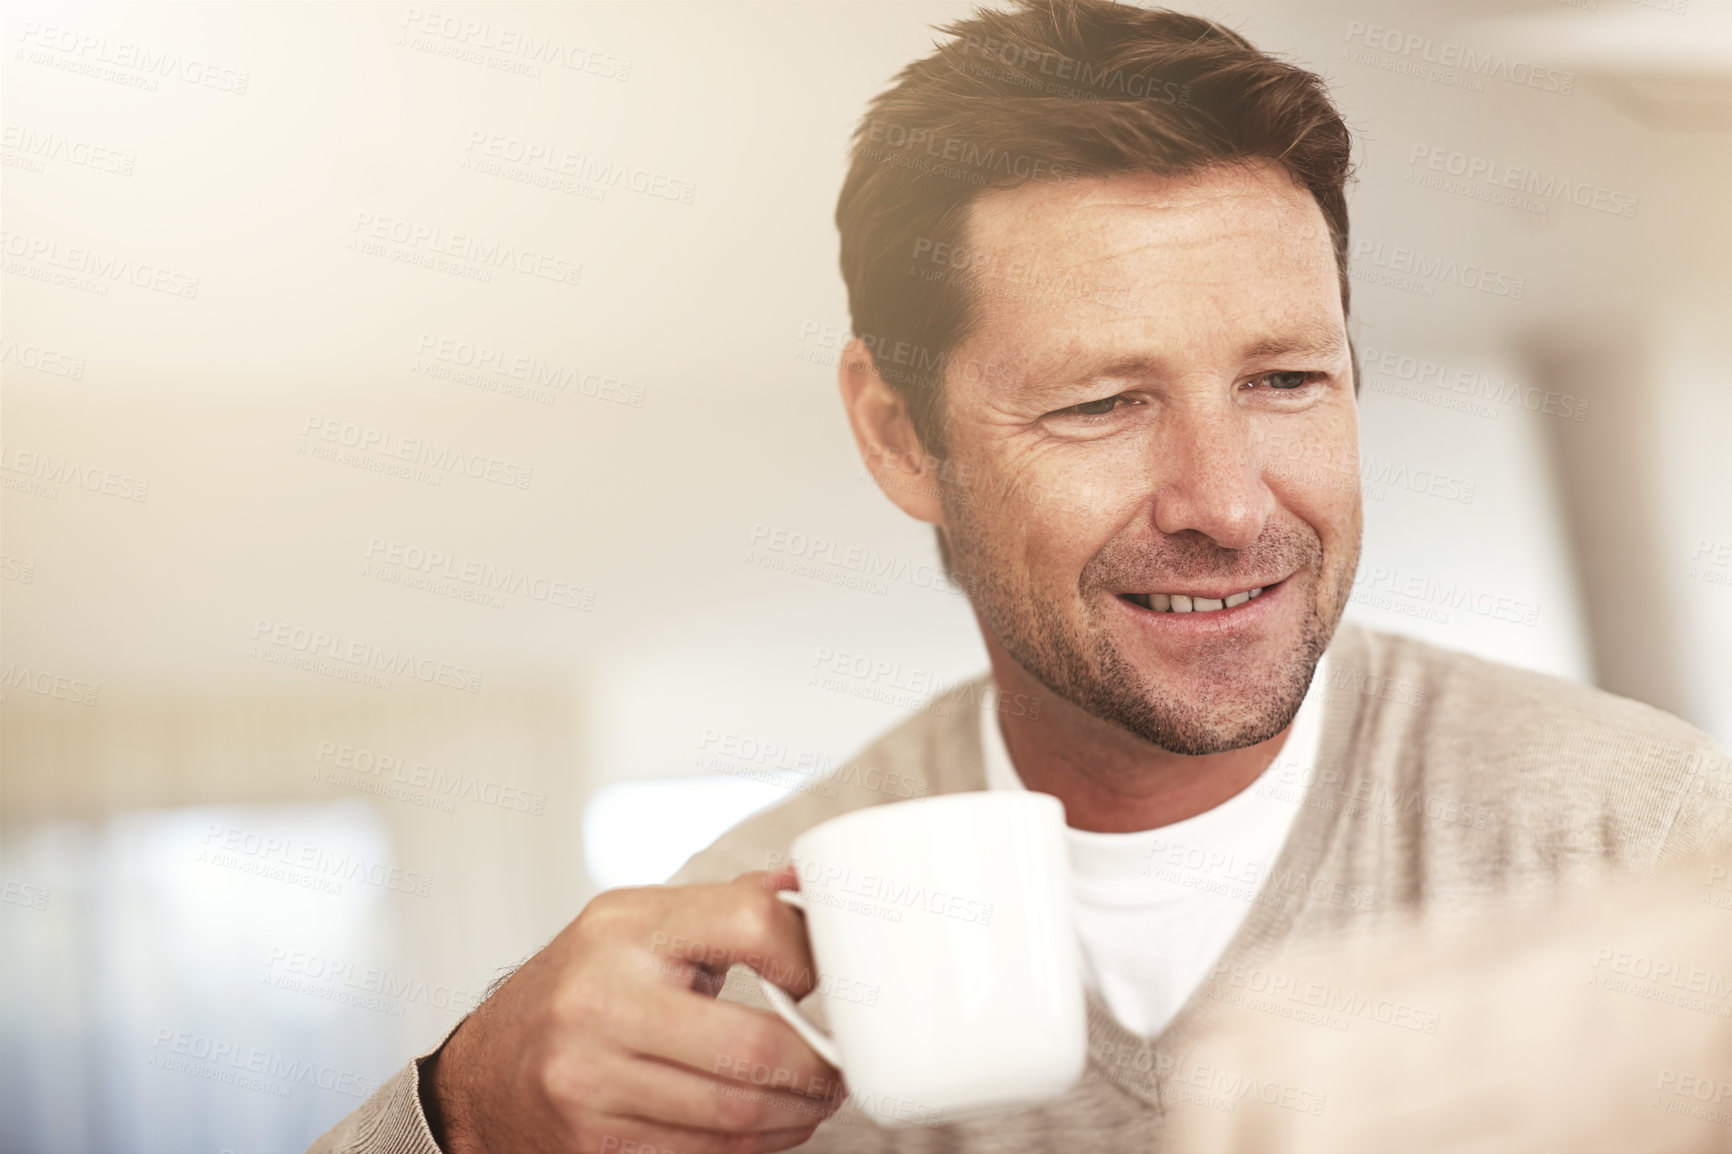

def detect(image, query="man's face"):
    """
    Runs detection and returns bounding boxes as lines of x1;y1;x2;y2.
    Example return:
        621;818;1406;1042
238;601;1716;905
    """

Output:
936;161;1362;756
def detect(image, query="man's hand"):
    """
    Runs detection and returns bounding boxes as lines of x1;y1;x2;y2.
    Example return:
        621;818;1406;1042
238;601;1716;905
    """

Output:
422;868;845;1153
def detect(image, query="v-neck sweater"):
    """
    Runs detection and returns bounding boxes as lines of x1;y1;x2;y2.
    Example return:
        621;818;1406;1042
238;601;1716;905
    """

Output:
977;655;1328;1039
307;623;1732;1154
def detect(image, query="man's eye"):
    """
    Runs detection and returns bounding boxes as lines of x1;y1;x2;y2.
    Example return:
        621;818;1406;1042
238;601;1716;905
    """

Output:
1063;396;1122;417
1257;371;1322;391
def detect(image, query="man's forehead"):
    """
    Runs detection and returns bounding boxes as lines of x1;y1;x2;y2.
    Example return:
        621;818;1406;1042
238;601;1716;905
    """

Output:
945;164;1343;383
953;166;1338;329
965;162;1326;253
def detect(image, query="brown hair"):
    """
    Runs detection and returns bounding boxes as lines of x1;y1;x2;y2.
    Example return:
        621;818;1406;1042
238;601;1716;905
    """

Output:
835;0;1356;456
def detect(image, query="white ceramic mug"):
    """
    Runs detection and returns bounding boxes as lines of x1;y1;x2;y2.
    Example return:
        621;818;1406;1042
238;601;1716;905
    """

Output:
756;791;1086;1127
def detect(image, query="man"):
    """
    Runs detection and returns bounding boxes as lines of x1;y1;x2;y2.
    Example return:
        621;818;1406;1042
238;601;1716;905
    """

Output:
311;2;1732;1151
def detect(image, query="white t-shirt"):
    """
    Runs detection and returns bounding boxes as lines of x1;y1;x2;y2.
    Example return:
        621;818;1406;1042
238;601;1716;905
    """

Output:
980;655;1327;1038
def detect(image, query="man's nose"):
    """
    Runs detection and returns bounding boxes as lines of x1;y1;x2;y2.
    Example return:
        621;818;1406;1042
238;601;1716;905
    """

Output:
1149;407;1274;551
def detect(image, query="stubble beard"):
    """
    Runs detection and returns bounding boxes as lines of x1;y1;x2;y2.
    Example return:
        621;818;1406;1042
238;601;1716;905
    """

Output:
945;495;1360;756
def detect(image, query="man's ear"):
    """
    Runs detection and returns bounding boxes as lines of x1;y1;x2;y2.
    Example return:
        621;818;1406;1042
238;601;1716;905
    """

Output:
837;336;945;526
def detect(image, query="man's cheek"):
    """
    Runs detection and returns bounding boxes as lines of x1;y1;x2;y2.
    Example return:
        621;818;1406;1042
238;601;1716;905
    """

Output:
945;460;1073;595
1256;432;1358;526
1054;440;1159;517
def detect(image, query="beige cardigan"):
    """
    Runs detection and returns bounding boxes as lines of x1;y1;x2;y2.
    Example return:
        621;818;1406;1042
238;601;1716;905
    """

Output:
307;624;1732;1152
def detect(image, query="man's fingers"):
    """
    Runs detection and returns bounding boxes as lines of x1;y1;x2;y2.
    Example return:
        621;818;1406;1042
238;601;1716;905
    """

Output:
648;875;820;1000
619;982;844;1102
594;1052;841;1133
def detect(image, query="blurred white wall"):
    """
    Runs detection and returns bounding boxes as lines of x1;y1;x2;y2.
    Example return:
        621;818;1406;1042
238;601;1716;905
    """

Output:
4;1;1730;1150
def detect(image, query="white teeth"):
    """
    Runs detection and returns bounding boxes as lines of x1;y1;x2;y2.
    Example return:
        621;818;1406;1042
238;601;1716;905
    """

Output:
1131;584;1271;614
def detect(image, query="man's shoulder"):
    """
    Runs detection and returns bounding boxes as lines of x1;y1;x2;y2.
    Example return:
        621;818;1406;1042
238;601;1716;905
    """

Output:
664;674;992;887
1338;624;1732;863
1348;624;1714;761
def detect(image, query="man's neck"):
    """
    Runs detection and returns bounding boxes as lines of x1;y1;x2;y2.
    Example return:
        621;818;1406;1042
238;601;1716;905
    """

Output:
984;639;1293;834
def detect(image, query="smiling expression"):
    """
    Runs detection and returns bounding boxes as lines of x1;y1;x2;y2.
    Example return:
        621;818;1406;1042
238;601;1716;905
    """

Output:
933;160;1363;755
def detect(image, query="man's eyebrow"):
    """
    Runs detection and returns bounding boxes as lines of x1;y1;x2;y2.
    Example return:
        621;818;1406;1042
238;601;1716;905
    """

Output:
1026;355;1168;396
1033;328;1347;393
1239;325;1348;360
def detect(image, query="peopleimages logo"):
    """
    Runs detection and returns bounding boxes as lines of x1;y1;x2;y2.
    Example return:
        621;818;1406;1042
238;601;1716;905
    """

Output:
1342;20;1574;95
0;339;87;379
398;9;632;81
1351;566;1540;628
1406;143;1638;219
781;858;996;926
300;416;534;490
0;664;101;707
148;1028;379;1100
364;536;595;611
957;34;1192;105
249;617;484;694
2;124;136;175
348;212;582;288
746;523;958;598
1359;344;1589;423
1;230;200;298
1349;238;1525;299
264;946;481;1017
413;335;644;408
313;740;548;815
462;132;696;204
198;823;435;898
14;22;251;94
0;445;151;501
861;118;1080;184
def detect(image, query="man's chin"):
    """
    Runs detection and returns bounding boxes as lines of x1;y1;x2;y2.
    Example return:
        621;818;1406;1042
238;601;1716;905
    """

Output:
1108;694;1299;756
1082;649;1320;756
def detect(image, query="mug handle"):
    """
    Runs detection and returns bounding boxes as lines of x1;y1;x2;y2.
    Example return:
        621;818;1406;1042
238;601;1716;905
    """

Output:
755;889;844;1069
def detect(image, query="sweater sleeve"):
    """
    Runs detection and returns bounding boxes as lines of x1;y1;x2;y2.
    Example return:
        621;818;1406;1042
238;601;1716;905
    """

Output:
303;1056;445;1154
1654;732;1732;867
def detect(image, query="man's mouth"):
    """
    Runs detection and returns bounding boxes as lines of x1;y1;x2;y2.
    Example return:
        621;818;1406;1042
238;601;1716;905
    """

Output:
1118;582;1275;615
